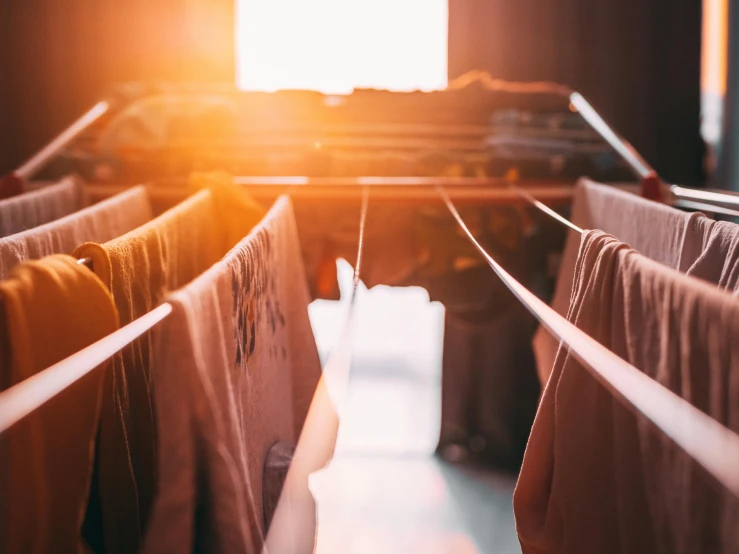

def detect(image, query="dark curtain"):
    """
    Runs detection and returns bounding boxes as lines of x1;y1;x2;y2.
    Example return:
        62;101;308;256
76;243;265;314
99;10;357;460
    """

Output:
0;0;235;174
449;0;704;185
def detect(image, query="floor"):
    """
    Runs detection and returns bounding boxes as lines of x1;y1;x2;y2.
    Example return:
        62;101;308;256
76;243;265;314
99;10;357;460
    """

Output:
305;261;521;554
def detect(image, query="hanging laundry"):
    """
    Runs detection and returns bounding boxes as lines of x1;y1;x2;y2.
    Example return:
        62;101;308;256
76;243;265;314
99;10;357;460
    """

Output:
0;186;152;279
0;176;84;238
142;196;321;554
680;217;739;291
515;230;739;554
0;255;119;554
534;178;739;385
72;177;265;554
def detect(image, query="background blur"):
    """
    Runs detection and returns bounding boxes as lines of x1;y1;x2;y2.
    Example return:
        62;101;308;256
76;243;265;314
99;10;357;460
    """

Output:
0;0;736;187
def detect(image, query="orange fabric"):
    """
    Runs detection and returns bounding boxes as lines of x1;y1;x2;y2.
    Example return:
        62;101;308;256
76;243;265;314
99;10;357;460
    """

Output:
0;255;119;553
73;179;264;554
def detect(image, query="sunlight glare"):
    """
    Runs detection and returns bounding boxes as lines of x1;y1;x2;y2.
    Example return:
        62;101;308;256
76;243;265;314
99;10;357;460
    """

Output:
236;0;448;93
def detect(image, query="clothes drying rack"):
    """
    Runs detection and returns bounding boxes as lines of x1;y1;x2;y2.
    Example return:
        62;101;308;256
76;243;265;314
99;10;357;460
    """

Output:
1;91;739;530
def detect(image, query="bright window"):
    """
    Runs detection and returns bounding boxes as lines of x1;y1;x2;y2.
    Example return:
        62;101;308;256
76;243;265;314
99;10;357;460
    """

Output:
236;0;448;94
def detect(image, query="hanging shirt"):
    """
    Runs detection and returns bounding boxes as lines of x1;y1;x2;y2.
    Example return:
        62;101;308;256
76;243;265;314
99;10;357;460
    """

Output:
0;176;85;238
515;230;739;554
142;196;321;554
0;186;152;279
0;255;119;554
73;179;265;554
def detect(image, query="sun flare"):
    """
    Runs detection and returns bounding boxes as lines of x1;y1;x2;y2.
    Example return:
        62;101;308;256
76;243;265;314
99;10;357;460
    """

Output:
236;0;448;94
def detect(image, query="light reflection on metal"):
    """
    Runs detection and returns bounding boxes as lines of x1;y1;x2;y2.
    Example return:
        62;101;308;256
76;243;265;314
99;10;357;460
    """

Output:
570;92;652;179
16;101;110;180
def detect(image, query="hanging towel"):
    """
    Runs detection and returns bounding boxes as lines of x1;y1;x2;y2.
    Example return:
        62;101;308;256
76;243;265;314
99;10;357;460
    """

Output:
73;180;265;554
0;186;152;279
515;230;739;554
533;178;739;385
142;196;321;554
0;255;119;554
0;176;85;238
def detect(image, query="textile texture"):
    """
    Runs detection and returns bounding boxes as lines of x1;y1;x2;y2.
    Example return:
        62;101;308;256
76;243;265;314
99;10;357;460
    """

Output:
73;181;264;554
534;179;739;385
0;186;151;279
143;196;321;554
0;176;84;238
0;255;119;553
515;230;739;554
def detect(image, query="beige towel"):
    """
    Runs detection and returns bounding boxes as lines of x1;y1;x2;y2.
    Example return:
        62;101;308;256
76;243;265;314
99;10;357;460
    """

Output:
73;181;265;554
534;178;739;385
515;230;739;554
0;176;85;238
0;186;152;279
143;196;321;554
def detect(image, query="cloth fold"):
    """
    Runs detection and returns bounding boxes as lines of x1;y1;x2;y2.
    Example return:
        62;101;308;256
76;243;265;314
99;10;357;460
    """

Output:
143;196;321;554
515;230;739;554
0;255;119;554
0;176;85;238
73;180;265;554
534;178;739;385
0;186;152;279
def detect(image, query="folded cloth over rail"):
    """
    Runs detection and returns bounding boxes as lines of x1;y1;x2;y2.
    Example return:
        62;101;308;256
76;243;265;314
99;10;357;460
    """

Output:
73;178;265;554
515;230;739;554
534;178;739;385
0;186;152;279
0;176;85;238
142;196;321;554
0;255;119;554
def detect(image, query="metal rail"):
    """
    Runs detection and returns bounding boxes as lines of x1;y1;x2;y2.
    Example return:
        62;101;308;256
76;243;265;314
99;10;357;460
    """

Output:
569;93;653;180
439;184;739;498
10;93;739;212
15;101;110;180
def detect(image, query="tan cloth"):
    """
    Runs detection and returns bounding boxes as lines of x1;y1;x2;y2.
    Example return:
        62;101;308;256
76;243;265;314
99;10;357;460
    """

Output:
0;176;85;238
143;196;321;554
515;230;739;554
683;217;739;292
0;255;119;553
534;178;739;385
73;181;264;554
0;186;152;279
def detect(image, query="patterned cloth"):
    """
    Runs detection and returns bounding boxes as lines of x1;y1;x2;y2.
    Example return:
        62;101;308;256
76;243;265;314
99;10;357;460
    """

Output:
143;196;321;554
